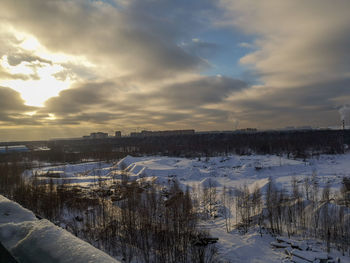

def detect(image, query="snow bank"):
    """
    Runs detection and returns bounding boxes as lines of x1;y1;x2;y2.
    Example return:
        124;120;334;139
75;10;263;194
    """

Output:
0;195;37;224
0;195;119;263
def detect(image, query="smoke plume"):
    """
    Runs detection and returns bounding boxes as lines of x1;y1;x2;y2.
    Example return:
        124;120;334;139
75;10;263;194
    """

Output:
339;105;350;121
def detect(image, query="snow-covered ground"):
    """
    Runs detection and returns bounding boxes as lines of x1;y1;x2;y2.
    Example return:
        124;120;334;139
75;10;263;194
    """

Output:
116;154;349;193
24;153;350;262
27;154;350;194
199;218;350;263
0;195;120;263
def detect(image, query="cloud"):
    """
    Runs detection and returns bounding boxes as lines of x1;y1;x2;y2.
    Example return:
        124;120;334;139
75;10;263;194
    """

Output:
43;81;116;115
222;78;350;128
2;0;350;140
0;67;29;80
0;86;32;112
216;0;350;127
7;53;52;66
40;75;246;129
0;0;238;136
219;0;350;87
0;86;38;125
154;75;246;108
238;42;254;49
0;0;216;80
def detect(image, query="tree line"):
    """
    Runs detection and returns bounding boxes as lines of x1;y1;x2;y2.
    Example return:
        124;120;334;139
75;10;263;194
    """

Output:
47;129;346;158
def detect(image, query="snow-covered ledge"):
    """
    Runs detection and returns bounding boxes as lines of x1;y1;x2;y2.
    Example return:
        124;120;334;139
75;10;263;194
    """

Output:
0;195;120;263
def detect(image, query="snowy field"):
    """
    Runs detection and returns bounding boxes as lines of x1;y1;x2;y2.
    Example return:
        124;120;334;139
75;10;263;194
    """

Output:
27;154;350;194
24;153;350;263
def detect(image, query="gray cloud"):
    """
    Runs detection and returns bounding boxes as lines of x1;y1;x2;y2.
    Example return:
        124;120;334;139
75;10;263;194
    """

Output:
53;62;97;81
7;53;52;66
0;0;216;80
0;67;29;80
155;76;246;108
216;0;350;128
223;77;350;128
40;75;245;128
0;86;39;125
0;0;235;137
0;86;32;112
43;81;117;115
2;0;350;139
219;0;350;87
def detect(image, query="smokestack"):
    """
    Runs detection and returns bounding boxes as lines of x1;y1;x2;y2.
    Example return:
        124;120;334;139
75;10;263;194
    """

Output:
343;119;345;130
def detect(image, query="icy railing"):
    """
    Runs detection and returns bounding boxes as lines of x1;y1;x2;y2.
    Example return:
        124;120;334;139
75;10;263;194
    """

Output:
0;195;120;263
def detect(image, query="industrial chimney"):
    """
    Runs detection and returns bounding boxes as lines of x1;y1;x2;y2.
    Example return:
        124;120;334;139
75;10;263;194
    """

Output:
343;119;345;130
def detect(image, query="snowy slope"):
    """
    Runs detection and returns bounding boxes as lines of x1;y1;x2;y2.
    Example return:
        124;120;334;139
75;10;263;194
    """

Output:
0;195;120;263
198;219;283;263
199;218;350;263
26;153;350;263
114;154;350;194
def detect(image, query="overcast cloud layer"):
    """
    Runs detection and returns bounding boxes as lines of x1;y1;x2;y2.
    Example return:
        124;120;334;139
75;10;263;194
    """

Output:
0;0;349;140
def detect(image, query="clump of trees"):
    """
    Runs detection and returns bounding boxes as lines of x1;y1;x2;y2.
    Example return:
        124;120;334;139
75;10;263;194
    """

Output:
0;161;218;263
219;175;350;256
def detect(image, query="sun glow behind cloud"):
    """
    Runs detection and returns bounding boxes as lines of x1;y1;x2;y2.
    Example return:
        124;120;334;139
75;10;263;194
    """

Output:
19;35;40;51
0;77;71;107
0;54;72;107
0;27;94;107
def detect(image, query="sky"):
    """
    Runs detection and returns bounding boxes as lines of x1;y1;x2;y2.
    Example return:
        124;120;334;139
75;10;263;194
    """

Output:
0;0;350;141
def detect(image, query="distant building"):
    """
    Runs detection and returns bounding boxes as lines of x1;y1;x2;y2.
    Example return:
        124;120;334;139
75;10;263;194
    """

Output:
90;132;108;139
0;145;29;154
130;129;195;137
235;128;258;132
82;132;108;139
115;131;122;137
